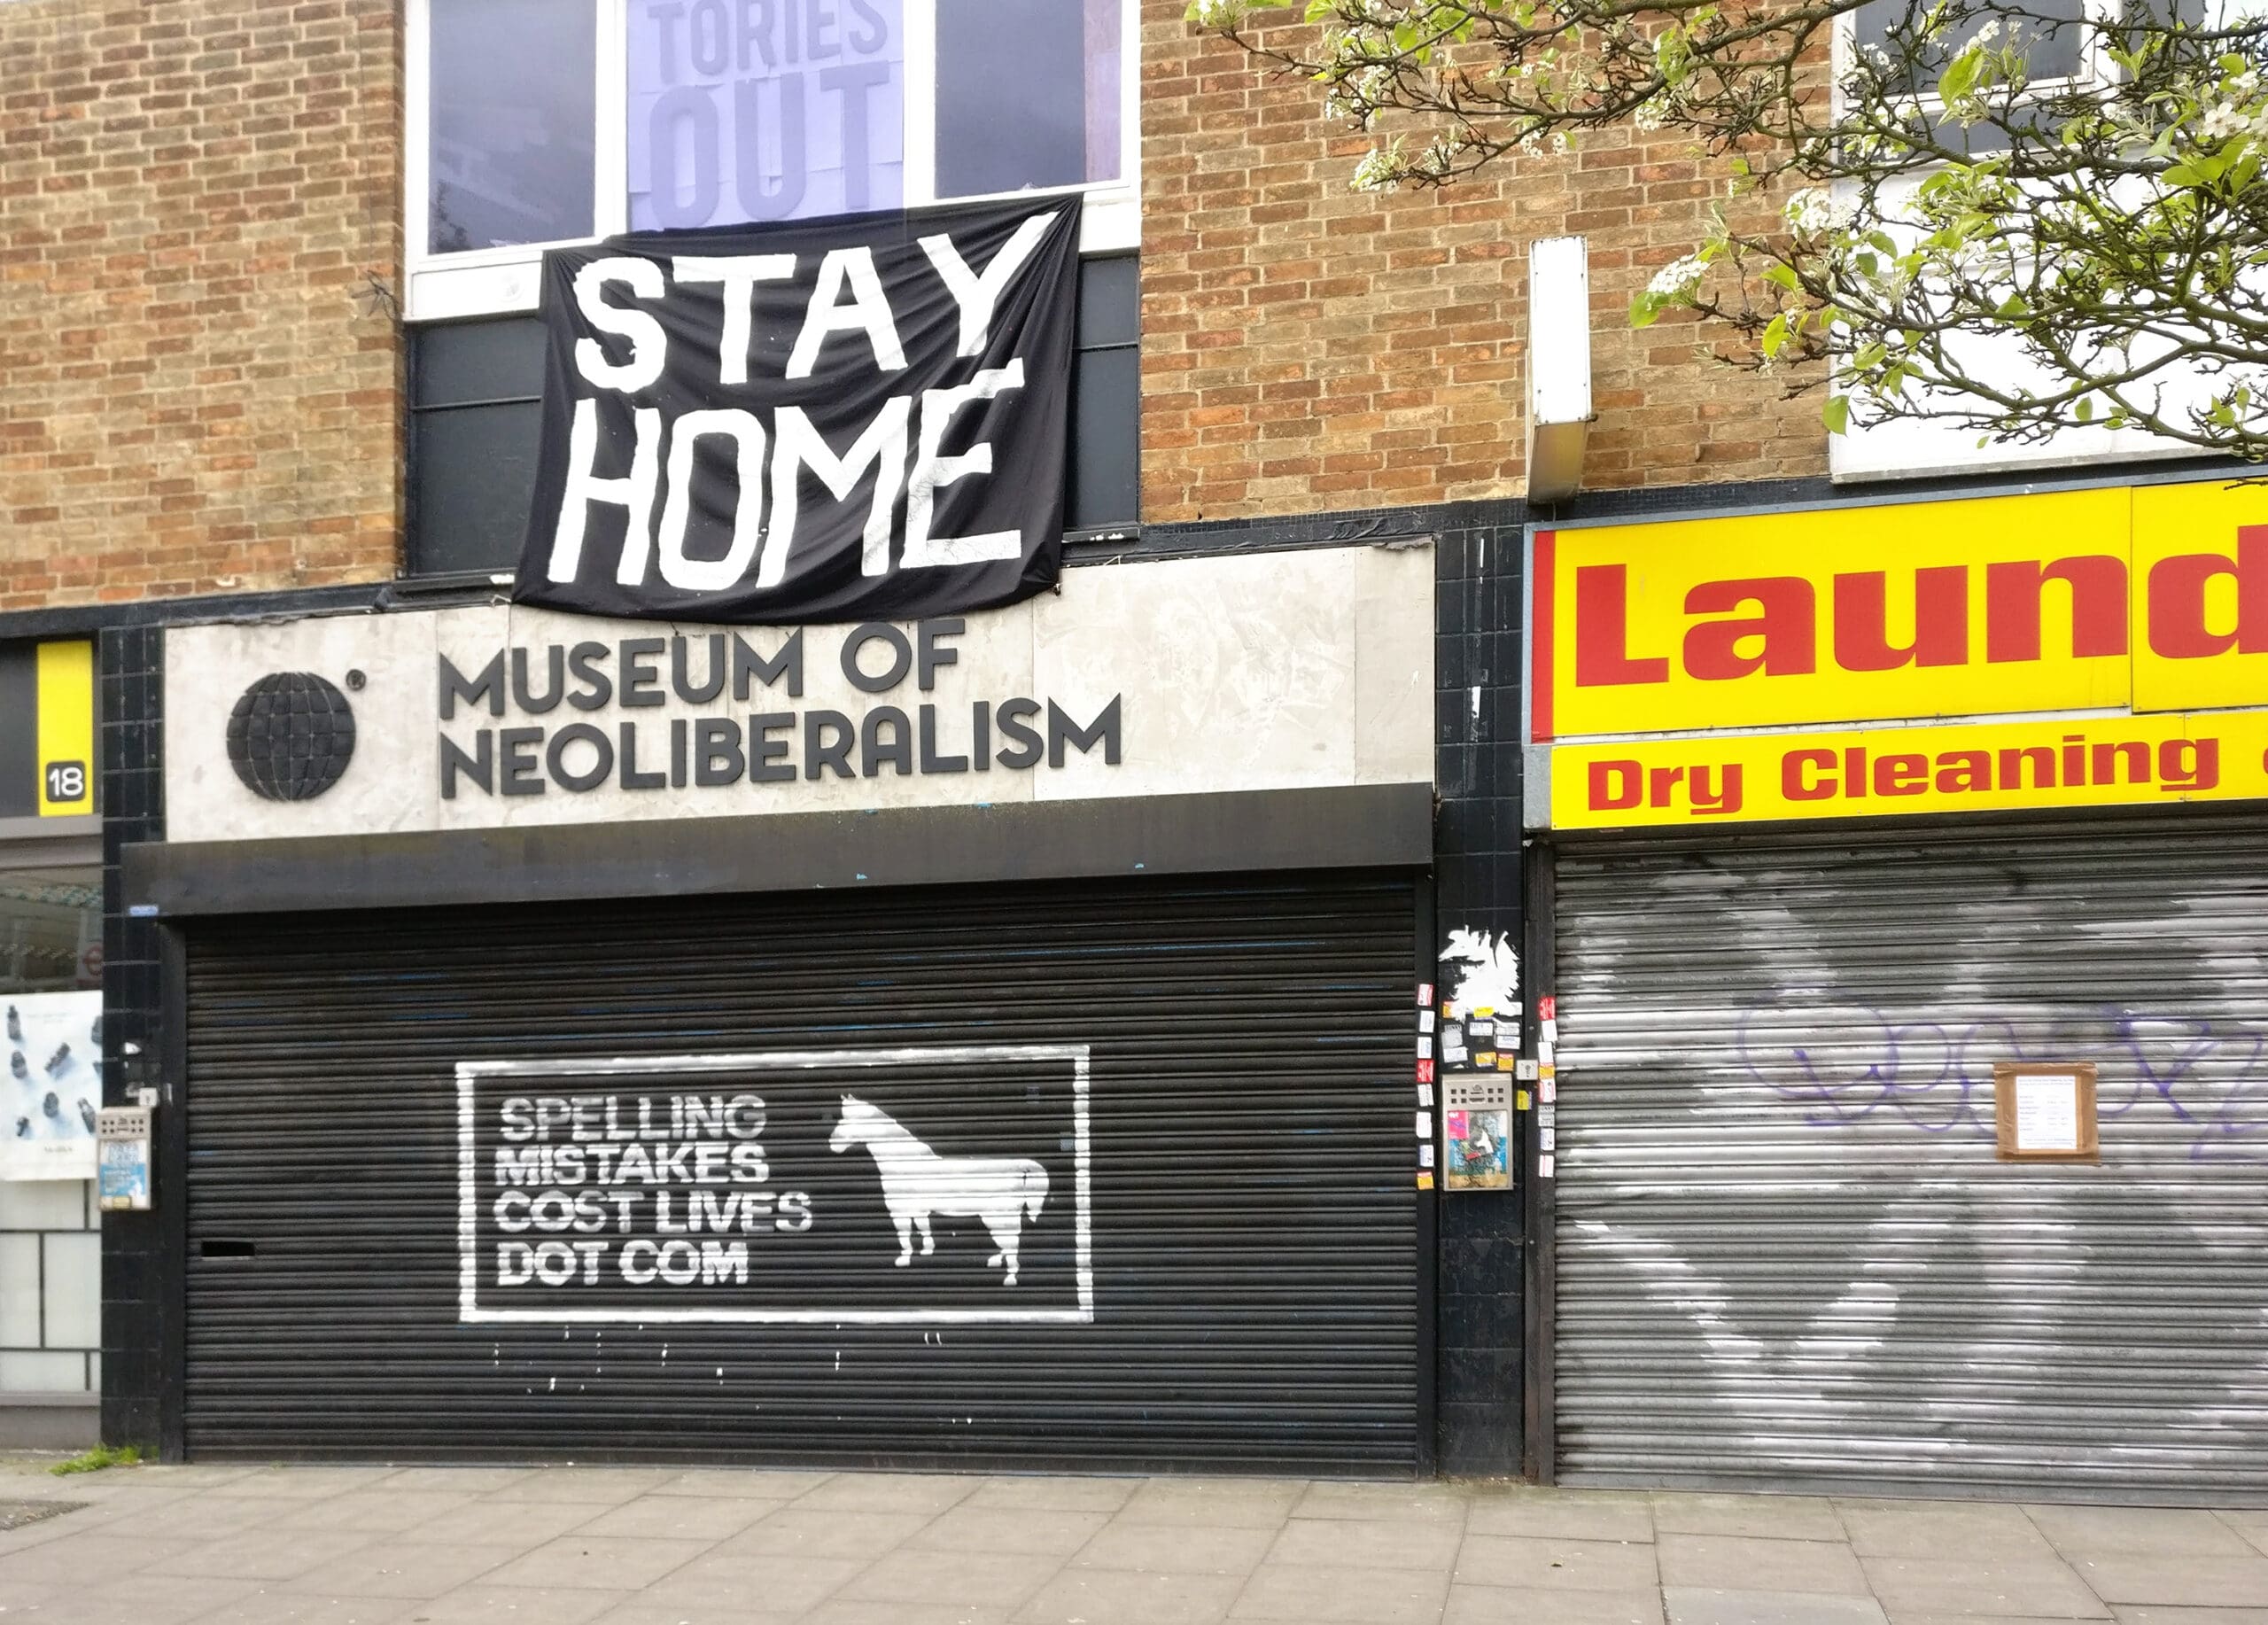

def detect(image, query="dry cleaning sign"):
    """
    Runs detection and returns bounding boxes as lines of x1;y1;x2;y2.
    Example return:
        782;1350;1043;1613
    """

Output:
516;196;1079;625
456;1048;1096;1325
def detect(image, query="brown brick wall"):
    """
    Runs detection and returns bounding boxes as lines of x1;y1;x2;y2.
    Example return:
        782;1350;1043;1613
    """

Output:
0;0;402;611
0;0;1827;615
1139;1;1829;522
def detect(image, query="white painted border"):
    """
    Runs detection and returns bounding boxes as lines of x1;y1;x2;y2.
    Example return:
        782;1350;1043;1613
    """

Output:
455;1046;1095;1326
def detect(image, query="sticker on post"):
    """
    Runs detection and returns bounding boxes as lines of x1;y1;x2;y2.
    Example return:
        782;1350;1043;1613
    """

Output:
1441;929;1518;1016
1441;1107;1511;1191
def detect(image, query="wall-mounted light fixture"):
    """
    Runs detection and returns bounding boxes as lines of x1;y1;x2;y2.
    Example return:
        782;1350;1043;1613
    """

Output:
1526;236;1592;502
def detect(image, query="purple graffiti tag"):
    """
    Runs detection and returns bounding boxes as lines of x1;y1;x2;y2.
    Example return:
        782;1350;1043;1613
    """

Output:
1738;1003;2268;1163
2117;1013;2268;1162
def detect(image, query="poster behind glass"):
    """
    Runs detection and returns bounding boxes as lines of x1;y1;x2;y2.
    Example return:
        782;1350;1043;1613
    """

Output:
628;0;907;229
625;0;1122;232
0;870;100;1181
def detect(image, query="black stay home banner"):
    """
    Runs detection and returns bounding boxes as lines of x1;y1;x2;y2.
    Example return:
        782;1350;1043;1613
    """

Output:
515;198;1082;625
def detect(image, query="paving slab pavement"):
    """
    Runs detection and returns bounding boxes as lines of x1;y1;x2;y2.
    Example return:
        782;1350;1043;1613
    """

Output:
0;1461;2263;1624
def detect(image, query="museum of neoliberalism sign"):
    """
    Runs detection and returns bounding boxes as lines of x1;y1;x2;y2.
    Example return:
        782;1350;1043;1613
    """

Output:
437;618;1118;798
162;546;1438;843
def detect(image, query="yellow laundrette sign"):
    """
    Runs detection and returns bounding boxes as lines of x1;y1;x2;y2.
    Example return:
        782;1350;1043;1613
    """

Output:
1550;711;2268;829
36;641;93;815
1530;480;2268;740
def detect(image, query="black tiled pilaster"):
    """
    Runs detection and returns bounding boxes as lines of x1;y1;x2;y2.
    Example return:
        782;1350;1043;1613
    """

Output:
98;626;166;1451
1430;514;1527;1476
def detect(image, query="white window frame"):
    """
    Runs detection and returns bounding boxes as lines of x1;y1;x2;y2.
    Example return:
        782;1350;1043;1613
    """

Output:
1821;0;2202;480
1831;0;2117;128
405;0;1140;323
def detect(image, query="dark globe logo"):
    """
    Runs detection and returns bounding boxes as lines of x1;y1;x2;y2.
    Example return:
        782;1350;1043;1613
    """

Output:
226;672;357;802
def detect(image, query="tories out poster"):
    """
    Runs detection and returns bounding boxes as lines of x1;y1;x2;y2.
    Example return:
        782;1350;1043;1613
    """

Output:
628;0;905;230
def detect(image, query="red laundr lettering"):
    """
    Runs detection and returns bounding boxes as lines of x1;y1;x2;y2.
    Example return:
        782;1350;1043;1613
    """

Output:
2148;527;2268;659
1682;578;1816;680
1832;567;1969;673
1573;565;1668;688
1985;556;2128;662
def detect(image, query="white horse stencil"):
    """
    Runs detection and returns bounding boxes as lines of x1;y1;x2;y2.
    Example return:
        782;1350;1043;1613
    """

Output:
827;1095;1049;1286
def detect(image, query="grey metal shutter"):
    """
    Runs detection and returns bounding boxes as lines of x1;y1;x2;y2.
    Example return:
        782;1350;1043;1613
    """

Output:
1552;809;2268;1499
182;869;1419;1473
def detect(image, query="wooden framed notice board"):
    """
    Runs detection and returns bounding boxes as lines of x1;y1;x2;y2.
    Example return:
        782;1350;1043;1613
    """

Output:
1992;1061;2100;1163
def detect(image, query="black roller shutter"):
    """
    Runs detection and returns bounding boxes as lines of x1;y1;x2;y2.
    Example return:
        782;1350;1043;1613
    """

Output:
183;869;1420;1473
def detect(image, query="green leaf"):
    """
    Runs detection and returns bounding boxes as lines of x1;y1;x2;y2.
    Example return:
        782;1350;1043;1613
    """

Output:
1823;395;1852;434
1937;51;1980;105
1630;294;1663;329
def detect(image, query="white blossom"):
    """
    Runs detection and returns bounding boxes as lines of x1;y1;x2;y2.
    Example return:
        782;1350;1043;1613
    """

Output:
1351;145;1403;190
1783;186;1853;235
1189;0;1248;26
1960;17;2001;51
2198;97;2268;140
1647;253;1708;299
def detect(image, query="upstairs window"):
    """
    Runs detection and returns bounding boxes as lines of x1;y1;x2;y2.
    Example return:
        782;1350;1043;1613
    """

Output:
408;0;1138;318
427;0;599;253
1849;0;2093;99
